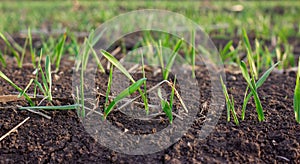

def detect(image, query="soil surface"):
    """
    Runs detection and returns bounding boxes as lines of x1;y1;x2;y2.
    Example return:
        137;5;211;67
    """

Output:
0;53;300;163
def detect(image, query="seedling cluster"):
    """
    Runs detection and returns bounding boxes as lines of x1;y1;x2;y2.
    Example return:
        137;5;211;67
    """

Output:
0;27;299;125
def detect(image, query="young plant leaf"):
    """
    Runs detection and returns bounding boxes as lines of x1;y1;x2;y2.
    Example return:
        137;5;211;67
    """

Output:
105;65;114;109
294;59;300;123
87;40;105;73
18;79;34;98
28;28;36;68
191;30;196;78
54;33;67;72
220;76;239;125
19;104;80;110
0;71;34;106
169;76;176;109
0;32;21;67
101;49;135;82
161;99;173;124
163;38;183;80
158;88;173;124
103;78;147;119
0;50;6;68
45;55;52;101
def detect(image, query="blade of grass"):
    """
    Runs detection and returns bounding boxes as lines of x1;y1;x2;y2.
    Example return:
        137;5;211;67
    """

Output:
141;53;149;112
103;78;147;119
0;71;34;106
28;28;36;68
220;76;239;125
242;29;258;79
20;37;28;67
294;58;300;123
45;55;52;101
157;88;173;124
19;104;80;110
87;40;105;73
155;40;164;72
101;49;134;82
18;79;33;98
0;32;21;67
0;50;6;67
191;30;196;78
54;33;67;72
105;65;113;109
169;76;176;109
163;38;183;80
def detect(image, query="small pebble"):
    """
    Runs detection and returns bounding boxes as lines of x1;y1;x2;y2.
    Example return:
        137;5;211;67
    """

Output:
228;75;236;81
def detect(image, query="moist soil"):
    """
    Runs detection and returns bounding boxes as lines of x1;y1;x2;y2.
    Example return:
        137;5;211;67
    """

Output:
0;54;299;163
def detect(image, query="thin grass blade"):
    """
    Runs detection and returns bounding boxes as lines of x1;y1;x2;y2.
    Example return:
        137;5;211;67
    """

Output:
294;59;300;123
105;65;114;109
163;38;183;80
101;49;135;82
0;50;6;67
0;71;34;106
19;104;80;110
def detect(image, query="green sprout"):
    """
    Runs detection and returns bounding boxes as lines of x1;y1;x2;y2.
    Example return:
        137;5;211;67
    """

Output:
0;71;34;106
242;29;258;80
33;51;52;101
100;49;149;113
53;33;67;72
0;32;26;68
0;49;6;68
28;28;36;68
220;76;239;125
103;78;147;119
19;104;80;110
191;30;196;79
241;62;279;120
294;58;300;123
163;38;183;80
157;76;177;124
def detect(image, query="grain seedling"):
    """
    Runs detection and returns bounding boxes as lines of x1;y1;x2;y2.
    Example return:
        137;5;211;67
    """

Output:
220;40;239;65
103;78;147;119
0;71;34;106
241;62;279;120
28;28;36;68
19;104;80;110
100;49;149;113
240;61;265;122
0;50;6;68
294;58;300;123
31;50;53;101
76;29;105;72
0;32;23;67
163;38;183;80
220;76;239;125
191;30;196;78
242;29;258;80
157;76;177;124
52;33;67;72
141;53;149;111
105;65;114;109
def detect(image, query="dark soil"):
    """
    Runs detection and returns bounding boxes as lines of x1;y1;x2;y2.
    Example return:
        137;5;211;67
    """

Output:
0;52;300;163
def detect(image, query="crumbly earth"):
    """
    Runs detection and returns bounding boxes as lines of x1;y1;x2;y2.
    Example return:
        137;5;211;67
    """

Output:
0;55;299;163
